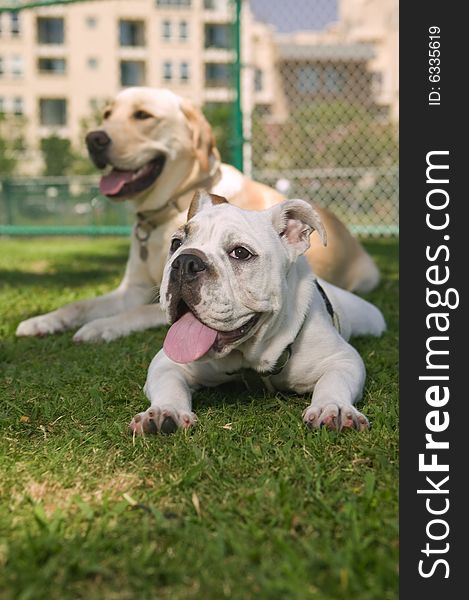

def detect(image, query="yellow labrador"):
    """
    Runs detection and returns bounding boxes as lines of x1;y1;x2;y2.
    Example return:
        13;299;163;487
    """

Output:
16;87;380;342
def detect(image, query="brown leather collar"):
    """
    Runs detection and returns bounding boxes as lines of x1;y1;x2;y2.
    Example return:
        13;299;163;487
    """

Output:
135;162;222;261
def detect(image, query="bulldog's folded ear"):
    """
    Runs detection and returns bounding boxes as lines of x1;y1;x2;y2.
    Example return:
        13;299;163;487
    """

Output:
270;199;327;256
187;189;229;221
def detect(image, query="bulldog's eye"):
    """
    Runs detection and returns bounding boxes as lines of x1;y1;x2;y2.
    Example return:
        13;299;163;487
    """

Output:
103;109;111;119
170;238;182;252
229;246;253;260
133;110;153;120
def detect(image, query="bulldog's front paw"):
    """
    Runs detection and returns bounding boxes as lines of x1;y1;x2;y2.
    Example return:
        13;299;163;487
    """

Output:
16;312;67;337
129;406;197;435
303;403;369;432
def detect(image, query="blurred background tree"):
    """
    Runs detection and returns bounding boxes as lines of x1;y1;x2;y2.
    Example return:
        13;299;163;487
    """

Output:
40;135;74;176
38;100;109;176
252;101;398;170
0;114;28;176
203;103;234;166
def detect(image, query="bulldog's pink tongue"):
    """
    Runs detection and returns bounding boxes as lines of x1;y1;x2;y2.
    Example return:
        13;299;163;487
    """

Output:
99;169;135;195
163;311;218;364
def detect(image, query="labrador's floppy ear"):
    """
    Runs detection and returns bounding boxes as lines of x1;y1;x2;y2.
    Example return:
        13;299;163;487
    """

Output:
180;100;220;172
187;190;229;221
270;199;327;257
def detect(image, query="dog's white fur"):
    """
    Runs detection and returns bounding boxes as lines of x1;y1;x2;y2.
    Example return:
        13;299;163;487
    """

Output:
16;87;380;342
130;193;385;433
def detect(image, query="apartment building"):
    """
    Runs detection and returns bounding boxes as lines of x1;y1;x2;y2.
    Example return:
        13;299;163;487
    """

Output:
0;0;397;175
339;0;398;120
0;0;265;172
244;0;398;129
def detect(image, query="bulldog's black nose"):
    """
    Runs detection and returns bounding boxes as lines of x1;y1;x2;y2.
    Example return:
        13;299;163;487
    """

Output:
172;253;207;281
85;130;111;168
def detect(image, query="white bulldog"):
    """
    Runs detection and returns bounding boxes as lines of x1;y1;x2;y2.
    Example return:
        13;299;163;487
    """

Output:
130;191;386;435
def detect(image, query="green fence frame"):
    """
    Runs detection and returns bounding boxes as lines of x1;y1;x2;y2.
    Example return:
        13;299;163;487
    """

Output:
0;0;86;13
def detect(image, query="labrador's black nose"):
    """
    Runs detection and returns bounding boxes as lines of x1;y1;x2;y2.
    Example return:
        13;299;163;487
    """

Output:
85;130;111;168
172;253;207;281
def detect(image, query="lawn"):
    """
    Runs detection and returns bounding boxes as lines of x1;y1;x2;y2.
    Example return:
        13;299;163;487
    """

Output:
0;237;398;600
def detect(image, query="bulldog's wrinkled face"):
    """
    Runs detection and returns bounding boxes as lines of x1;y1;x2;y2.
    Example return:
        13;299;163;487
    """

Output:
85;87;216;203
160;191;326;363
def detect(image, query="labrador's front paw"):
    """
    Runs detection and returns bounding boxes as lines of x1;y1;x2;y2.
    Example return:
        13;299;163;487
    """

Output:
16;312;68;337
73;318;122;343
129;406;197;435
303;403;369;432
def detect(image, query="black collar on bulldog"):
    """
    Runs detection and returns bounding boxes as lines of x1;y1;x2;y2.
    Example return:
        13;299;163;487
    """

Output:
229;313;306;394
135;160;222;262
314;279;341;333
229;280;340;394
234;345;293;395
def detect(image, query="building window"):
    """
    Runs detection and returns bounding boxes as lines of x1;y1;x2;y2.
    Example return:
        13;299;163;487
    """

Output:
119;20;145;47
120;60;146;86
13;97;24;116
204;24;231;49
11;55;23;78
38;57;66;75
87;57;98;69
296;65;318;94
254;68;263;92
86;16;97;28
180;61;189;82
11;12;21;36
156;0;191;7
179;20;188;41
324;66;344;94
205;63;232;87
162;20;171;41
163;61;172;81
37;17;65;45
40;98;67;126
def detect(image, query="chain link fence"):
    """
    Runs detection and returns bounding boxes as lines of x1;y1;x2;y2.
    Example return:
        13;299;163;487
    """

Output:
248;0;398;235
0;0;398;236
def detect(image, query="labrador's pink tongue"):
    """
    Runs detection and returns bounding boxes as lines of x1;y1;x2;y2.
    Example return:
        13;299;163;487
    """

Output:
99;169;134;195
164;311;218;364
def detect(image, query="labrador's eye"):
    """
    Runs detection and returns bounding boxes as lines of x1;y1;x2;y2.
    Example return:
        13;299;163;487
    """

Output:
133;110;153;120
170;238;182;252
229;246;253;260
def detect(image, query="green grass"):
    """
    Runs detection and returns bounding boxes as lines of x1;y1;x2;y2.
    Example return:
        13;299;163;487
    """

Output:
0;237;398;600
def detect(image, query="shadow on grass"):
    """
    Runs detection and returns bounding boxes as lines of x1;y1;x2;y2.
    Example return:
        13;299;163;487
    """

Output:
0;245;130;288
0;268;120;288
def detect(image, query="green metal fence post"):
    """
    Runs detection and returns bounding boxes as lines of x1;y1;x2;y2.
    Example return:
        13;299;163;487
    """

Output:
232;0;244;172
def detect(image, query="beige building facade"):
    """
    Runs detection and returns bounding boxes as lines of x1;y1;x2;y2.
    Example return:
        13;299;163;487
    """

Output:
339;0;399;121
0;0;247;173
